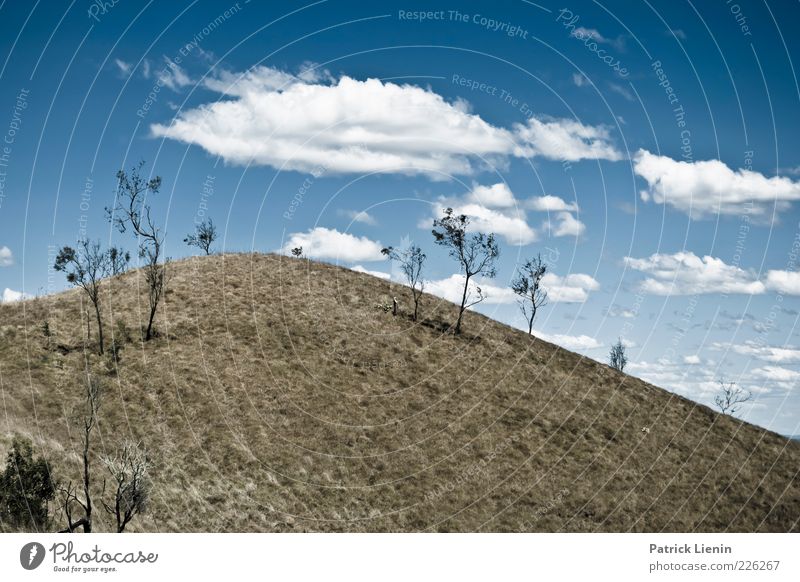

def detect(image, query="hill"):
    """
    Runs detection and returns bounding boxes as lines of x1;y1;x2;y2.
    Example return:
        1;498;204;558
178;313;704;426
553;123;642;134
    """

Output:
0;253;797;532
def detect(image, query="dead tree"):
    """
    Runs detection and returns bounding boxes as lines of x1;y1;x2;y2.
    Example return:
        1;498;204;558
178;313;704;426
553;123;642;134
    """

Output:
382;244;426;321
102;441;150;533
432;208;499;334
609;338;627;372
54;239;111;355
107;162;165;341
511;254;548;334
184;218;217;255
714;380;752;416
58;373;101;533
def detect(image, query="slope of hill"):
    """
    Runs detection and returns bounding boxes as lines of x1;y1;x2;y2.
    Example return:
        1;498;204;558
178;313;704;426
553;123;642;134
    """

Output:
0;253;797;532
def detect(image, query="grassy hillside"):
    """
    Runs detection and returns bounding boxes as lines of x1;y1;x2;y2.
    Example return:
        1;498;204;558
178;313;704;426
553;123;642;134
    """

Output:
0;253;797;532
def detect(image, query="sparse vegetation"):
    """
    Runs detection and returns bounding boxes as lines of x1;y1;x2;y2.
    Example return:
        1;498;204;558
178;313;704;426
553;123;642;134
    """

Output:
184;218;218;255
382;244;426;321
511;254;548;334
0;254;797;532
609;338;627;372
714;380;752;416
432;208;499;334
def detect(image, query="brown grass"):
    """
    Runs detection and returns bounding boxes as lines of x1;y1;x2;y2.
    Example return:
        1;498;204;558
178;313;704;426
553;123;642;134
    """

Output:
0;253;797;532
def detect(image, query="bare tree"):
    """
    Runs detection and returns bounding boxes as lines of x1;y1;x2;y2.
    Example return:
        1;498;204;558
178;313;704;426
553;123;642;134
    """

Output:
58;373;101;533
291;246;303;258
714;380;752;416
55;239;111;355
102;441;150;533
108;247;130;276
511;254;548;334
609;338;627;372
432;208;500;334
107;162;165;341
382;244;426;321
184;218;217;255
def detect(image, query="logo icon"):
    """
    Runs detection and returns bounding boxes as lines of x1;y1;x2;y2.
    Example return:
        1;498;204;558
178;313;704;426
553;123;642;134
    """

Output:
20;542;45;570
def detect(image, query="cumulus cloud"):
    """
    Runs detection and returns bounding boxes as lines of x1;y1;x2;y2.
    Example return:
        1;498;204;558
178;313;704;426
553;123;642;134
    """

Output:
151;66;622;176
350;265;391;280
541;272;600;303
764;270;800;295
683;355;701;365
634;150;800;220
604;304;636;318
282;227;383;262
525;195;578;212
624;251;765;295
338;209;377;226
537;332;601;351
712;340;800;364
542;211;586;237
515;117;623;162
426;183;538;246
0;246;13;267
2;288;30;303
426;274;516;305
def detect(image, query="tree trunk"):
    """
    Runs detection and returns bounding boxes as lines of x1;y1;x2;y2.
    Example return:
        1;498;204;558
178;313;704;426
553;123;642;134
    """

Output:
146;306;156;341
456;275;470;334
82;426;92;533
93;301;104;355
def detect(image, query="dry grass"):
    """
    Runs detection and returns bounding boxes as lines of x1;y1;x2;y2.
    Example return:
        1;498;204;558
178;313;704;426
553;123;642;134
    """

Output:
0;253;797;532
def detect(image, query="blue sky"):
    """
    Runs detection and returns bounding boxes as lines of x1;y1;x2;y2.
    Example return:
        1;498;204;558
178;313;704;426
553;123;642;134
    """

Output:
1;0;800;435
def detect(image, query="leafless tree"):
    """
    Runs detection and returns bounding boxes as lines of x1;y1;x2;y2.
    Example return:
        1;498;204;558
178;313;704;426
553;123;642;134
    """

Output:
54;239;111;354
184;218;217;255
107;162;165;341
58;373;101;533
609;338;627;372
432;208;500;334
382;244;426;321
714;380;752;416
102;441;150;533
511;254;548;334
291;246;303;258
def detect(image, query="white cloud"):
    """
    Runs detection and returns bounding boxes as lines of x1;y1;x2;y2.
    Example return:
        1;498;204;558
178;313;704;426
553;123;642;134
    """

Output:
604;304;636;318
2;288;30;303
426;274;516;305
338;209;377;226
542;211;585;237
428;183;538;246
156;58;193;91
624;251;765;295
152;66;622;176
525;195;578;212
282;227;384;263
751;366;800;388
712;340;800;364
537;332;601;351
572;72;589;87
515;117;622;162
764;270;800;295
114;59;131;76
634;149;800;220
683;355;701;365
541;272;600;303
350;265;391;280
0;246;13;267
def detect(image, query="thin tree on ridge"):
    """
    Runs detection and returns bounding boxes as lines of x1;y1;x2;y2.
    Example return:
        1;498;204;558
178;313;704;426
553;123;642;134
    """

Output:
432;208;499;334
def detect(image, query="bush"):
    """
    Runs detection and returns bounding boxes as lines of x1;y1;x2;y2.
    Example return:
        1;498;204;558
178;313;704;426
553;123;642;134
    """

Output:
0;437;56;531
